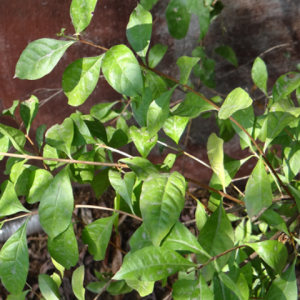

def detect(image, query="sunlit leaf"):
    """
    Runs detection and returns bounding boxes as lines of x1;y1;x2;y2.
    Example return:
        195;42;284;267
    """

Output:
148;44;168;68
39;167;74;239
145;70;168;99
259;209;289;235
252;57;268;95
195;200;208;231
62;55;103;106
2;100;19;118
0;124;25;154
7;291;29;300
140;172;185;246
177;56;200;85
70;113;95;146
113;246;196;281
38;274;60;300
273;72;300;102
15;39;75;80
90;101;118;122
72;265;85;300
163;115;189;144
125;279;154;297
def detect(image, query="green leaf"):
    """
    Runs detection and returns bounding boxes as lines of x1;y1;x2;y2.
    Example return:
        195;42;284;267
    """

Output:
129;223;153;253
193;58;216;88
215;45;238;67
207;133;226;191
283;142;300;181
259;209;289;235
192;46;206;59
45;117;74;158
0;124;25;153
52;258;65;278
140;172;185;246
0;180;29;217
39;274;60;300
219;88;252;119
86;280;132;295
273;72;300;102
147;85;177;137
196;200;208;231
84;118;107;144
266;260;297;299
148;44;168;68
90;101;118;122
70;0;98;33
70;150;95;183
20;95;39;134
108;128;128;148
177;56;200;85
7;291;29;300
27;169;53;204
140;0;158;10
36;124;47;151
244;157;272;218
109;170;135;213
162;221;209;255
245;240;288;274
165;0;191;40
51;273;62;288
91;168;111;198
130;126;157;158
82;214;118;260
126;4;152;64
48;222;79;269
43;144;59;169
62;55;103;106
163;115;189;144
171;92;217;118
125;279;154;297
0;219;29;294
70;113;95;146
0;133;11;160
172;280;198;300
72;266;85;300
131;87;153;127
113;246;196;281
120;157;159;180
217;117;236;143
198;202;234;271
2;100;19;118
252;57;268;95
15;39;75;80
102;45;143;97
39;167;74;239
145;70;168;99
187;0;210;40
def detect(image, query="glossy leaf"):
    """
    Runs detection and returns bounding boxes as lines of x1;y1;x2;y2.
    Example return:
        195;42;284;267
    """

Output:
177;56;200;85
109;170;135;213
283;142;300;181
196;200;208;231
43;144;59;169
145;70;168;99
113;246;196;281
108;128;128;148
90;101;118;122
129;223;153;253
72;266;85;300
15;39;75;80
245;240;288;274
130;126;157;158
39;167;74;239
62;55;103;106
2;100;19;118
82;214;118;260
120;157;159;180
219;88;252;119
45;117;74;158
148;44;168;68
215;45;238;67
162;221;209;256
7;291;29;300
207;133;226;191
0;133;10;160
165;0;191;40
273;72;300;102
84;118;107;144
27;169;53;204
91;168;111;198
252;57;268;95
36;124;47;151
259;209;289;235
126;4;152;64
126;279;154;297
39;274;60;300
198;202;234;270
0;180;29;217
0;124;25;153
20;95;39;134
70;0;98;33
266;261;297;300
70;113;95;146
244;157;272;218
172;92;217;118
147;85;177;137
140;172;185;246
187;0;210;40
48;223;79;269
0;220;29;294
163;115;189;144
102;45;143;97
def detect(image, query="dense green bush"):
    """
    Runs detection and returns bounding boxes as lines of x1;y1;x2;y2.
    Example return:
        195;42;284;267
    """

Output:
0;0;299;299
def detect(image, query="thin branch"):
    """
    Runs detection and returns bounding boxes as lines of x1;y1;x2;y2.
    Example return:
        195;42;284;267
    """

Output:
185;177;245;205
93;278;113;300
79;39;108;51
96;144;133;158
0;152;128;168
110;99;131;125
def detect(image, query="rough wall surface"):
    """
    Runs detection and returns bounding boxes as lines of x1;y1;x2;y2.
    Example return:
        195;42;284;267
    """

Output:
0;0;300;183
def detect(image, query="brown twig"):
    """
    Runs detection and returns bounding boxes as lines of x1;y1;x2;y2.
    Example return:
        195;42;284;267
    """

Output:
93;278;113;300
110;99;131;125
